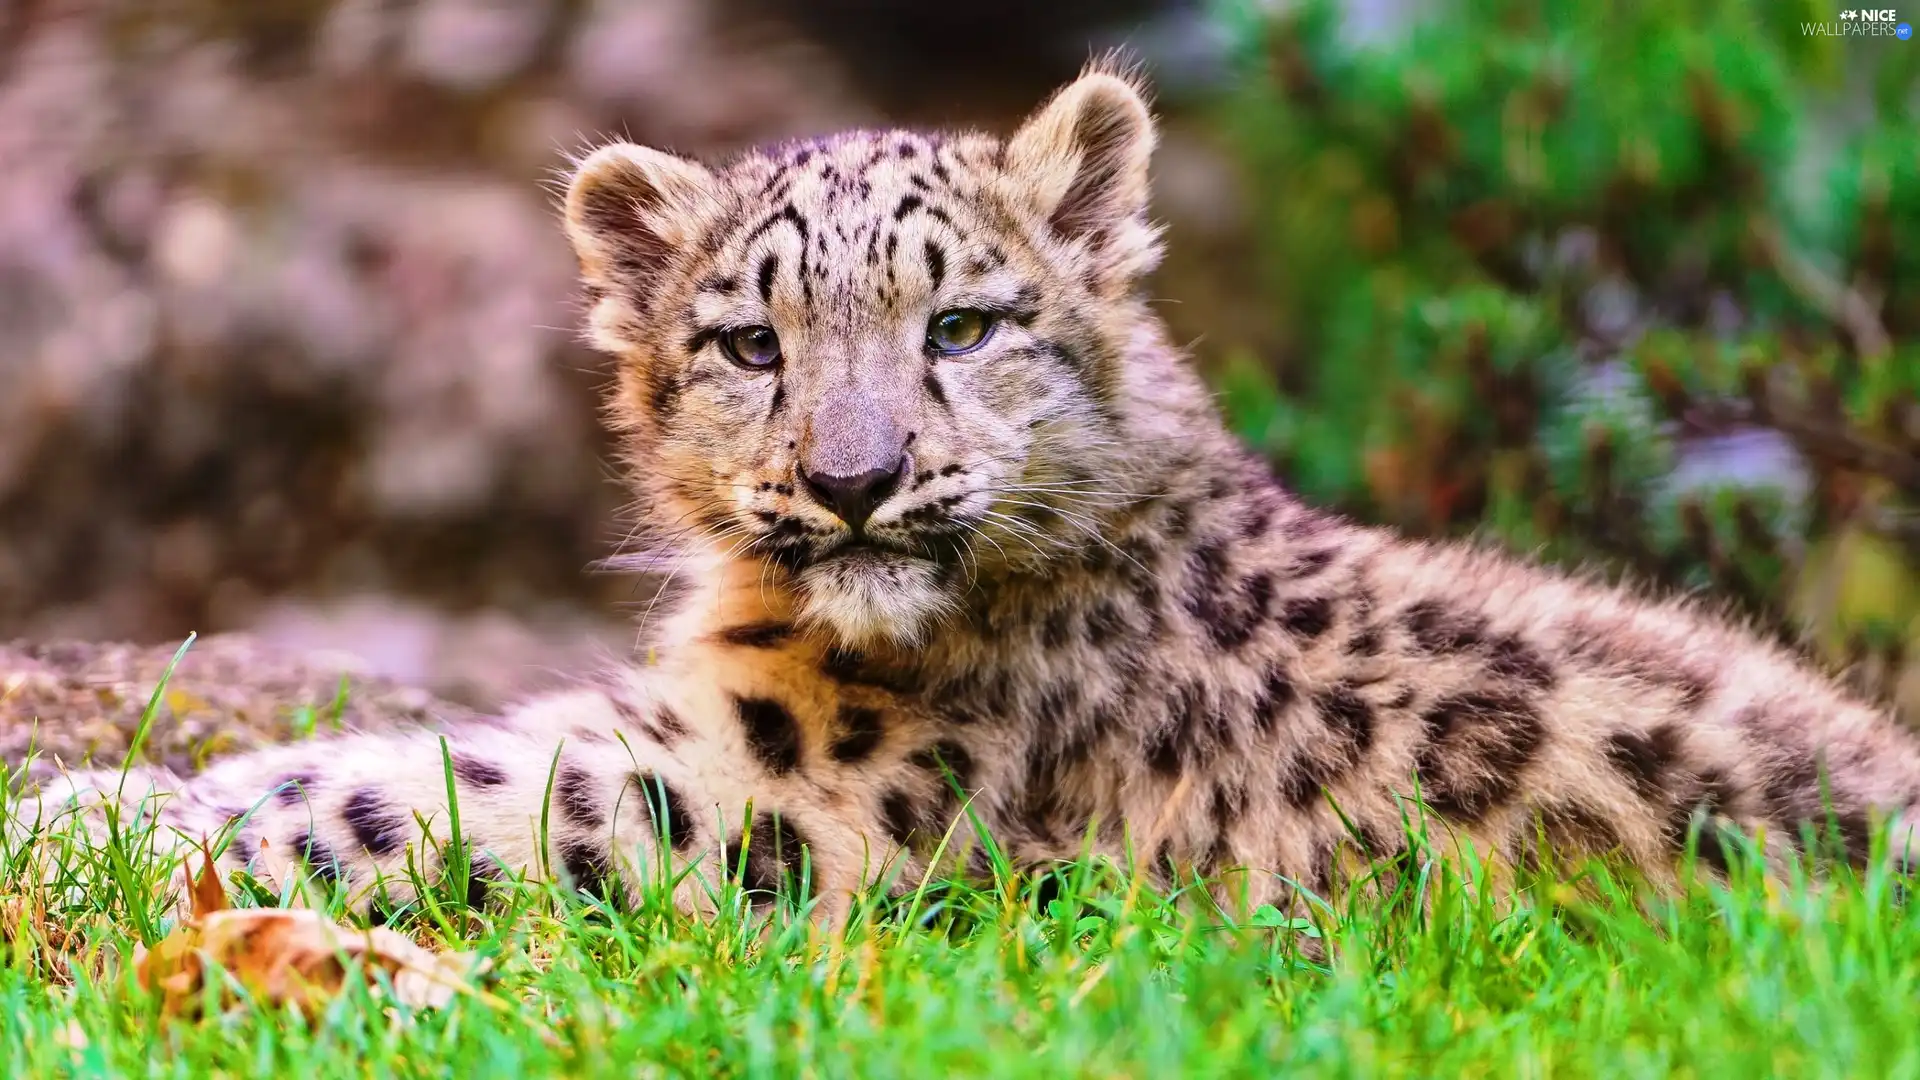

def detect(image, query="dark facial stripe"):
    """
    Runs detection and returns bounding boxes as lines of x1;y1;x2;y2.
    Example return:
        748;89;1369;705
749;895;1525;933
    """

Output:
924;241;946;290
923;370;949;408
555;763;606;830
757;254;778;302
342;787;411;858
743;201;808;249
735;695;802;775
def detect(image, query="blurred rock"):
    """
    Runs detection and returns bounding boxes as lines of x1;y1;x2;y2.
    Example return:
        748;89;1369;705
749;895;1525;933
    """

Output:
0;635;481;778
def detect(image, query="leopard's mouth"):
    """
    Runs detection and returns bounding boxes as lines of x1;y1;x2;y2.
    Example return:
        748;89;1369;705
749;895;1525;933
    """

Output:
824;543;901;568
753;509;975;583
797;521;964;566
808;541;944;586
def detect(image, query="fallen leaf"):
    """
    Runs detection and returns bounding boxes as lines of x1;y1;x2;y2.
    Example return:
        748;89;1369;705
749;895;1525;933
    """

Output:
135;850;488;1018
188;838;228;920
137;908;488;1017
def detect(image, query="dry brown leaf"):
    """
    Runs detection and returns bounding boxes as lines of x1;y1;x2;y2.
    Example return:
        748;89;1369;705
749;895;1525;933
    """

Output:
137;908;488;1017
135;849;488;1018
188;838;228;920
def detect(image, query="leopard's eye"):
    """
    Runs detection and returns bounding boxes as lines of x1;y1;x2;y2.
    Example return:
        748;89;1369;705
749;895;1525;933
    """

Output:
926;309;994;356
720;325;782;369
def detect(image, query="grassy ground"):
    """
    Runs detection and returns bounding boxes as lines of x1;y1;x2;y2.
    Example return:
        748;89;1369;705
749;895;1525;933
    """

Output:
6;661;1920;1077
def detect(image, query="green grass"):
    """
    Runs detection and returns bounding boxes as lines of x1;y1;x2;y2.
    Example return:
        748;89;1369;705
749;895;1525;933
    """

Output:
6;663;1920;1077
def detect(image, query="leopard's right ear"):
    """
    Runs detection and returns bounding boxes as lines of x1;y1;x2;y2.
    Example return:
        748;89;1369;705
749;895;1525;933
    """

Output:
563;143;720;312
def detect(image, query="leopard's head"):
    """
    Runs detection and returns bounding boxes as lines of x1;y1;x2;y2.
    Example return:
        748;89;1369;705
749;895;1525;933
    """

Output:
564;62;1166;648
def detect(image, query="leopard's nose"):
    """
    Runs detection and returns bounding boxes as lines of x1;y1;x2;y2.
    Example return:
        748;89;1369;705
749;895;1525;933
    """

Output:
800;458;907;532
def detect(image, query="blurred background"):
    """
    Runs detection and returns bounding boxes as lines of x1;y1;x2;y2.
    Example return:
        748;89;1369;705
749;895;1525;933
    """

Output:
1;0;1915;726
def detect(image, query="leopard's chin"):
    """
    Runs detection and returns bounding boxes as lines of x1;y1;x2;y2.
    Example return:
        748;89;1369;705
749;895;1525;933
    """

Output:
793;548;954;649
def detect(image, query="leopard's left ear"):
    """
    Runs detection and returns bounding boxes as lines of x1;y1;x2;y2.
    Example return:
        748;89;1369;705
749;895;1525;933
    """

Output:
1004;56;1161;284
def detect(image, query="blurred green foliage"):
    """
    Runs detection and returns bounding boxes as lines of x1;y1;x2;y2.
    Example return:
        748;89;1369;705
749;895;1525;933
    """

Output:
1211;0;1920;713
